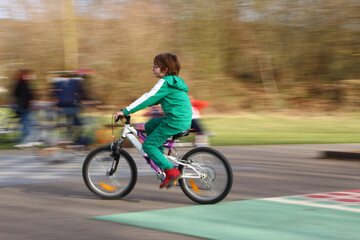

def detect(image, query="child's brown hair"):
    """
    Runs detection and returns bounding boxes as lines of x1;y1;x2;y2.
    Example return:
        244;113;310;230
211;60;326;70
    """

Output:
153;53;181;76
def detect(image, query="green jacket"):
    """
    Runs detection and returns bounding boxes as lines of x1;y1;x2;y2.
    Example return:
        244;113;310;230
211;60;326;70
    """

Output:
123;75;192;128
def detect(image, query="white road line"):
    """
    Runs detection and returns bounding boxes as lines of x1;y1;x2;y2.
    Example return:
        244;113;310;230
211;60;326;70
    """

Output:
263;197;360;213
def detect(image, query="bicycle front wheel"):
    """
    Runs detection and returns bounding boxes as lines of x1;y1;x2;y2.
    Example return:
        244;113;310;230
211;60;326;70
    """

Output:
82;145;137;199
178;147;233;204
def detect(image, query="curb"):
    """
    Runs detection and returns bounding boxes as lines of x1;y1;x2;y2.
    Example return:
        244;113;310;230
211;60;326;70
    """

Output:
322;151;360;160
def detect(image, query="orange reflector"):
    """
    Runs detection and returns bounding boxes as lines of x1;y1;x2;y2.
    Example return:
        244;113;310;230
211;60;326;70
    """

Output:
99;182;116;191
189;179;200;193
174;180;177;185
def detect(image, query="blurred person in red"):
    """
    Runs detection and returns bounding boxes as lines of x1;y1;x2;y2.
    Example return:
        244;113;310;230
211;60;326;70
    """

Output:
189;95;210;146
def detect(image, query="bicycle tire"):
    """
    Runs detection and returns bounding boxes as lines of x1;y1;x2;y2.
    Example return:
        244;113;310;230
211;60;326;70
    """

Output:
82;145;137;199
178;147;233;204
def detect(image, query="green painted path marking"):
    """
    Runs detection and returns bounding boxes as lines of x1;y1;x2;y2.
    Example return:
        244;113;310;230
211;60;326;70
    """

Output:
92;199;360;240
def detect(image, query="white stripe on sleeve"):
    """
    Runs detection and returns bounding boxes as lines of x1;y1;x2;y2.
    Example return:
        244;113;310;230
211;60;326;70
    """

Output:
126;79;165;112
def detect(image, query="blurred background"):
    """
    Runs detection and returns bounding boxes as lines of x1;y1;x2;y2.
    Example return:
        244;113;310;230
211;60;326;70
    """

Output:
0;0;360;112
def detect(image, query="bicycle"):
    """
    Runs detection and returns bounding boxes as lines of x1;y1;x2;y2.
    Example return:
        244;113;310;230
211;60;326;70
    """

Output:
9;101;98;163
82;114;233;204
33;101;99;163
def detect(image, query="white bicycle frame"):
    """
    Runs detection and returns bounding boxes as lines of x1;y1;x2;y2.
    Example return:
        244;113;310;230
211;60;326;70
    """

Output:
118;123;203;180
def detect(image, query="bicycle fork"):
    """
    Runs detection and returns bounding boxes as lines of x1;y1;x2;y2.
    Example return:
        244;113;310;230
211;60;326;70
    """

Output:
107;140;124;176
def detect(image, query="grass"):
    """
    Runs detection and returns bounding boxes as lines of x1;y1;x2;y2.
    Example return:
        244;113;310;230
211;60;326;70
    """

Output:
203;113;360;146
2;112;360;148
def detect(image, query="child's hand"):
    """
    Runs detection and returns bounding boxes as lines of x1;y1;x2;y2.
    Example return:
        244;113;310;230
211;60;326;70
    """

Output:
115;110;125;123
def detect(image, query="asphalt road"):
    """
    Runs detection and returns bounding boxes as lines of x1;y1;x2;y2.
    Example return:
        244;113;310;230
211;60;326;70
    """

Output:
1;144;360;240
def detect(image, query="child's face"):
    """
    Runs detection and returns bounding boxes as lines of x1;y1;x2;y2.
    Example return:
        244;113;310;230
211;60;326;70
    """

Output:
152;65;166;78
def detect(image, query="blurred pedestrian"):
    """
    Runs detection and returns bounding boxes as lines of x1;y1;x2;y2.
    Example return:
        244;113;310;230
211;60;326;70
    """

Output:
12;69;37;147
51;73;88;145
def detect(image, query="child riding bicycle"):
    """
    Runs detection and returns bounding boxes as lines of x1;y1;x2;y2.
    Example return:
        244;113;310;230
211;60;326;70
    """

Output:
115;53;192;189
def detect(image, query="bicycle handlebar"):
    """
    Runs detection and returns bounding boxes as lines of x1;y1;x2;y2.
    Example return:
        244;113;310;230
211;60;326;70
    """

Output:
114;109;131;124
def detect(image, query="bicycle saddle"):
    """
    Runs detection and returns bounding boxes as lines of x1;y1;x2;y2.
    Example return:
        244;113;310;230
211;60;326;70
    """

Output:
172;129;190;139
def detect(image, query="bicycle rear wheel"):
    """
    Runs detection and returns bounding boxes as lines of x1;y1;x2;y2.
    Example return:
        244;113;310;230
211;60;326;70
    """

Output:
178;147;233;204
82;145;137;199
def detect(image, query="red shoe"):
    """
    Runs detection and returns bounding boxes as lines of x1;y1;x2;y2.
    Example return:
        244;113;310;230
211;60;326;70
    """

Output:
160;168;182;189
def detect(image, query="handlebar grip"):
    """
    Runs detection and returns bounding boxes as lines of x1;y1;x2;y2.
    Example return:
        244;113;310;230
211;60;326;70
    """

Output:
114;109;124;123
114;115;122;123
114;109;131;123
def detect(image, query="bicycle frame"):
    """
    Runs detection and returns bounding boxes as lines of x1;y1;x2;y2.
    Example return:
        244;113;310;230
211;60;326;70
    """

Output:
112;122;203;180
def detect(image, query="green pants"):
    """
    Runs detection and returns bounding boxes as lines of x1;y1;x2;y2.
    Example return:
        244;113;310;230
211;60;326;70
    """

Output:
143;117;189;170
